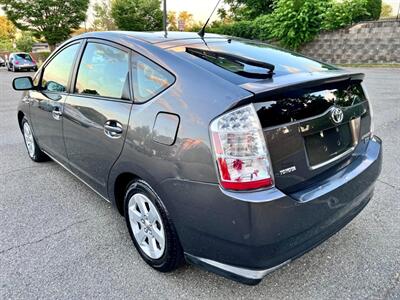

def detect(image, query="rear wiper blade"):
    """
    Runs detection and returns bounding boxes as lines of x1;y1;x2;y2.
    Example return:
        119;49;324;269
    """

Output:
186;47;275;78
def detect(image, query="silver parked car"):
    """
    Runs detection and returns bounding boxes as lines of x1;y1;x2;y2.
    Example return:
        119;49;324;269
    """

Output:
7;52;38;72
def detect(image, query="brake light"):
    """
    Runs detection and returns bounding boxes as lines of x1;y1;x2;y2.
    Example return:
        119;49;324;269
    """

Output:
210;104;274;191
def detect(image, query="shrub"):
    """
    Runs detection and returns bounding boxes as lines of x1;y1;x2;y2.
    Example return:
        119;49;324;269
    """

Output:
267;0;329;50
365;0;382;20
322;0;369;31
208;20;258;39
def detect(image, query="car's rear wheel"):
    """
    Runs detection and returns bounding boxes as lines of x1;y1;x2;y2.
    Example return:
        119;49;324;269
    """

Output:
124;180;183;272
21;117;48;162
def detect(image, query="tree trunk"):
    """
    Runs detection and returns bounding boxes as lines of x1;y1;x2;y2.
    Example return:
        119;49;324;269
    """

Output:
49;44;56;52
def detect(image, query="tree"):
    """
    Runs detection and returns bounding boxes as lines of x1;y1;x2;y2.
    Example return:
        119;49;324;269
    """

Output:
380;2;393;18
16;31;35;52
0;0;89;50
178;11;194;30
218;0;274;21
0;16;16;40
111;0;163;31
93;0;116;31
167;11;178;31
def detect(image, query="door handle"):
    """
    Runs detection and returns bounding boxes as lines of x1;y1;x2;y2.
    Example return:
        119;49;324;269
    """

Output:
104;121;123;138
52;107;62;120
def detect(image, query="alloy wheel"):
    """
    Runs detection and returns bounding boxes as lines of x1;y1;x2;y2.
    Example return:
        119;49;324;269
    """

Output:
128;193;166;259
23;122;35;157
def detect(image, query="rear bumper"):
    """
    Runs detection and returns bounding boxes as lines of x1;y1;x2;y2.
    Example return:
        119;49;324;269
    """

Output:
14;65;37;71
160;136;382;284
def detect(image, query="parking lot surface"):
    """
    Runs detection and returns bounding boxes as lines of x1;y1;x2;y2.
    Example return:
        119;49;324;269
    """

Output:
0;67;399;299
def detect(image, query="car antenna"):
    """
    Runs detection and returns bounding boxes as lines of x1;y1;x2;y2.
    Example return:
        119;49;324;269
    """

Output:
163;0;167;38
198;0;222;39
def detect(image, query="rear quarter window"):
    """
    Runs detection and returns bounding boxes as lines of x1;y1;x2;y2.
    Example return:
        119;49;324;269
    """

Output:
132;54;174;103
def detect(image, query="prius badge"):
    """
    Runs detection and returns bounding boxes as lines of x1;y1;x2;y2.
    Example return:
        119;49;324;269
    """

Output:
330;106;344;124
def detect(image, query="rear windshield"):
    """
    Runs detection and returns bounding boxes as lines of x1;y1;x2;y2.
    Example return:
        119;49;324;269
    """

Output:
173;39;338;83
15;53;32;61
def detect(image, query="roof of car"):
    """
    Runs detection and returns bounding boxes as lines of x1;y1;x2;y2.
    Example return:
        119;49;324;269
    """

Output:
78;31;226;47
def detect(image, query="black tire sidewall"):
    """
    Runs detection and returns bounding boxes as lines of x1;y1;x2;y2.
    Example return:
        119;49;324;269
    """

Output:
124;180;182;271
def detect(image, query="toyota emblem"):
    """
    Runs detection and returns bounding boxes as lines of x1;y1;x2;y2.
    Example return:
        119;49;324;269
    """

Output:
330;107;344;124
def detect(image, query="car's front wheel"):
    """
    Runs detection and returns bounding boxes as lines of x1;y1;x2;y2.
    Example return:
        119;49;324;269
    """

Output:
124;180;183;272
21;117;48;162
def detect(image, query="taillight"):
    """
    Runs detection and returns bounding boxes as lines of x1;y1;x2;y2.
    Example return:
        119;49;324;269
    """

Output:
15;61;19;65
210;104;274;191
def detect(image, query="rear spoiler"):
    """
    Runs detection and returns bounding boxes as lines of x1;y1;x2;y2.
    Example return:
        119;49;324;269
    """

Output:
232;70;365;109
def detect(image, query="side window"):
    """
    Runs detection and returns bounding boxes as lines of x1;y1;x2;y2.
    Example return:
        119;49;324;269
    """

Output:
132;54;174;103
41;43;80;93
75;43;129;99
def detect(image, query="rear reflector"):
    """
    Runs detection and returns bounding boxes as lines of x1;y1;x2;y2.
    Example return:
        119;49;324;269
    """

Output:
210;104;274;191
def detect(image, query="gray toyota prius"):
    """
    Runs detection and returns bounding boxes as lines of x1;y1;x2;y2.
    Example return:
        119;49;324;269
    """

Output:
13;31;382;285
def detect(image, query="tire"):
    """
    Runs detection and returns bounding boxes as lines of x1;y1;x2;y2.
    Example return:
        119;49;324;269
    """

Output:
21;117;49;162
124;179;184;272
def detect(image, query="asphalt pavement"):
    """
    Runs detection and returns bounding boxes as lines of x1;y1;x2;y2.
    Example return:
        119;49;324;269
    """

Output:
0;67;399;299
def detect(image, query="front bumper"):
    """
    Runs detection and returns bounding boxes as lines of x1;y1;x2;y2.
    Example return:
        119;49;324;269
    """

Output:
160;136;382;284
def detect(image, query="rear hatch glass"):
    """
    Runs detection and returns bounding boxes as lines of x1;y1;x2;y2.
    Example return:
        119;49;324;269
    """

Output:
171;39;338;85
253;80;372;193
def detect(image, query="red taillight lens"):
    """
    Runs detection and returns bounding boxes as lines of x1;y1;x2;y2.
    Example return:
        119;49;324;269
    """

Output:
15;61;19;65
210;104;274;191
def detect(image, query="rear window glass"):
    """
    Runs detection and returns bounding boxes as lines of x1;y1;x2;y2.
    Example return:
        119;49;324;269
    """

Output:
15;53;32;61
177;39;338;81
132;54;174;103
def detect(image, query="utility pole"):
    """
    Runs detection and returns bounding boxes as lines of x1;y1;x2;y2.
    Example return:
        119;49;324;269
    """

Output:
397;1;400;20
163;0;167;37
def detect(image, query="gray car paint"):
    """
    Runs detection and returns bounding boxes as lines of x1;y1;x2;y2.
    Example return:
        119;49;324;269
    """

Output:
15;31;382;284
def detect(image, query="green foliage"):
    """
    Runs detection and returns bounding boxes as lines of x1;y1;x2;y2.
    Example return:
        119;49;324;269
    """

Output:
16;31;35;52
267;0;329;50
93;0;116;31
111;0;163;31
218;0;274;21
208;0;388;50
210;14;273;40
0;38;13;51
322;0;369;31
365;0;382;20
0;0;89;48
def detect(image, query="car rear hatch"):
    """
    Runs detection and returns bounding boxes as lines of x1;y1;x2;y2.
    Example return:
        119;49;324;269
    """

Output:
240;71;373;194
170;39;372;194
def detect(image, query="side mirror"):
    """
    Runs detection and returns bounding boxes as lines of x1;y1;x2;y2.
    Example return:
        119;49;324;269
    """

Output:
12;76;35;91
